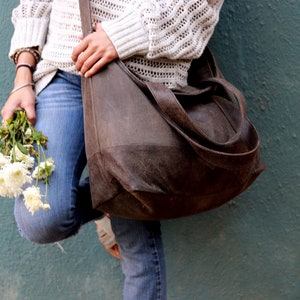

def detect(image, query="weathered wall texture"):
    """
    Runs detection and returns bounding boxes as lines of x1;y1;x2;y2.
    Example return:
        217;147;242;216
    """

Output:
0;1;299;299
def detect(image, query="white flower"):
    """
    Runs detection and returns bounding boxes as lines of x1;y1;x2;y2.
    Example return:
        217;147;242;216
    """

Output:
32;158;55;180
10;145;34;169
0;162;32;197
23;186;50;215
0;110;55;215
0;172;12;197
0;153;10;168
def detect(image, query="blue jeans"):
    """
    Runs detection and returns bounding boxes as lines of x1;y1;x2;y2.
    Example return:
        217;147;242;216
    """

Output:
14;71;166;300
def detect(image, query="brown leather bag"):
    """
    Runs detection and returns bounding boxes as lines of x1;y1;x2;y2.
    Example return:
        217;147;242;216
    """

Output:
79;0;265;220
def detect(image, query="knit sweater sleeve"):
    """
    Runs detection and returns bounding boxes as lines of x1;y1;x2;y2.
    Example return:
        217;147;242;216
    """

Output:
9;0;53;60
101;0;224;60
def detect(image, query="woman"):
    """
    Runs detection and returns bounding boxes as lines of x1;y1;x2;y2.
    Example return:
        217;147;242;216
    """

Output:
1;0;224;299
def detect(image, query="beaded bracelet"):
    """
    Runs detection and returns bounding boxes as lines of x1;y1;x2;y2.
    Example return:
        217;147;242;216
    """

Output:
9;83;35;96
13;47;41;65
16;63;36;73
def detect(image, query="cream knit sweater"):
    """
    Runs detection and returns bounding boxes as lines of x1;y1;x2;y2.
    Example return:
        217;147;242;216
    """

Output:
10;0;224;94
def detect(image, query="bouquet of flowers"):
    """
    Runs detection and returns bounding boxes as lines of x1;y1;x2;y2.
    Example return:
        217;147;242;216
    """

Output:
0;110;55;215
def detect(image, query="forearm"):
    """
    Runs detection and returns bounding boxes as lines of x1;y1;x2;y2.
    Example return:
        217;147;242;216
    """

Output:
14;52;36;87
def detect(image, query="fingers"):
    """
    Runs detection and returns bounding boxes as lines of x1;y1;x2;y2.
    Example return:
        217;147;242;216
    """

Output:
1;90;36;125
75;46;118;77
72;24;118;77
80;54;115;78
74;48;100;76
71;38;88;64
71;23;102;62
1;104;21;123
22;102;36;125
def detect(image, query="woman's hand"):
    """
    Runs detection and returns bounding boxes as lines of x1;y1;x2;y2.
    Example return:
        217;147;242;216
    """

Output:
1;86;36;125
72;23;118;78
2;60;36;125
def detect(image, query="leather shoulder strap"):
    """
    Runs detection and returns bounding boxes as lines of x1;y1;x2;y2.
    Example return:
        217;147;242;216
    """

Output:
79;0;93;37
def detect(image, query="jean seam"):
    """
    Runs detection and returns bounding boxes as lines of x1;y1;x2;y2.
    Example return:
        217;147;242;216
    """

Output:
149;231;163;300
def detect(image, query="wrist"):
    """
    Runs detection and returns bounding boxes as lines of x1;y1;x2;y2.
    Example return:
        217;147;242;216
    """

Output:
14;68;34;86
13;47;40;65
9;82;35;96
16;63;35;73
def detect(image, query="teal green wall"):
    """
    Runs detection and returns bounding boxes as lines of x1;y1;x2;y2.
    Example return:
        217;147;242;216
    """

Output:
0;1;299;299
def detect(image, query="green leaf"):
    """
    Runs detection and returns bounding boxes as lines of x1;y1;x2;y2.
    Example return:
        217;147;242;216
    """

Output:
16;141;29;155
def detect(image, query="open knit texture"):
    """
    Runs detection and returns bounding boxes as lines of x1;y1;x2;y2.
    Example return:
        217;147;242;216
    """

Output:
9;0;224;94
